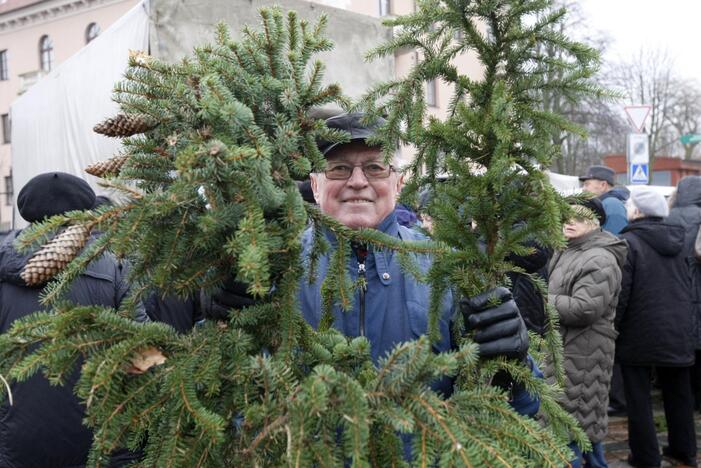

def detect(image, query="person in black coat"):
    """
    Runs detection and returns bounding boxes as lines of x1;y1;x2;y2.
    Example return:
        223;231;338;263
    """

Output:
668;175;701;413
506;239;551;336
616;188;697;467
0;172;147;468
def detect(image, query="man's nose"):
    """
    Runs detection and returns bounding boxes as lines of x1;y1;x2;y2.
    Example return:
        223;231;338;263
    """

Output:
346;166;369;187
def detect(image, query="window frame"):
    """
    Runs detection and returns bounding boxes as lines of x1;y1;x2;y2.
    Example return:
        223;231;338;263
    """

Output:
4;173;12;206
426;79;438;107
1;114;10;144
379;0;390;17
85;22;100;44
0;50;8;81
39;35;54;72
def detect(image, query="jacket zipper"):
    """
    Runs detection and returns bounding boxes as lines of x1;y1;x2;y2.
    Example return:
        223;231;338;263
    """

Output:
358;260;366;337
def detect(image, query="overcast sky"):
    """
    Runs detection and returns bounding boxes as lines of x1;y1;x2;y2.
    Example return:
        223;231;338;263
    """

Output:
578;0;701;82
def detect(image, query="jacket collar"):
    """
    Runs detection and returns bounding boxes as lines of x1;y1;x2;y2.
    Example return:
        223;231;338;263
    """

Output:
566;228;600;249
321;212;398;286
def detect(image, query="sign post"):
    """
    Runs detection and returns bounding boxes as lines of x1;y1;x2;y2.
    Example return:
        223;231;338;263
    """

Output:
624;105;652;185
627;133;649;185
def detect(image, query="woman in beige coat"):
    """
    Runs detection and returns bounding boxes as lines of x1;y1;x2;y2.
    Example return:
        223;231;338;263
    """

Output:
547;199;627;467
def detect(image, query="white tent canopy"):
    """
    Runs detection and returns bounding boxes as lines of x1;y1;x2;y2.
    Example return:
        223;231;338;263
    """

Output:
10;1;150;228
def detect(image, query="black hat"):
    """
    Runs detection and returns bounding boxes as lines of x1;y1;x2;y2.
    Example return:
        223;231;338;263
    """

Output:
296;179;316;204
579;165;615;186
317;112;386;157
575;197;607;226
18;172;96;222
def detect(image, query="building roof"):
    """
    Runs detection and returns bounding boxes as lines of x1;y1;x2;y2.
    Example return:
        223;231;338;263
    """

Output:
0;0;46;16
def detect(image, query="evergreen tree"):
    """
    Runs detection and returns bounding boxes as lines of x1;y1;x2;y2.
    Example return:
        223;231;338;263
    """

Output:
0;2;601;466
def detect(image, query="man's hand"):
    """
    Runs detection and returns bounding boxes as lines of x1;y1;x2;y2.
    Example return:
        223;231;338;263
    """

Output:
203;279;259;321
460;286;529;361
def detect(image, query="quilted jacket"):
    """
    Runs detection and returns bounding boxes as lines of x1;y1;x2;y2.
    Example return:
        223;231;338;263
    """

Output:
546;229;627;443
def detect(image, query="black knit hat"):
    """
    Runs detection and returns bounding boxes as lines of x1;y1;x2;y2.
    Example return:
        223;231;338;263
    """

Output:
317;112;387;157
575;197;607;226
18;172;96;222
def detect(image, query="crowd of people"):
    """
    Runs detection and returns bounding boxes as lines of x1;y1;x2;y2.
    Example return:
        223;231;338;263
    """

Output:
1;113;701;467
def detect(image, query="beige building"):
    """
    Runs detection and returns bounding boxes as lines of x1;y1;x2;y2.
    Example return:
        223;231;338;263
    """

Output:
0;0;482;230
0;0;138;230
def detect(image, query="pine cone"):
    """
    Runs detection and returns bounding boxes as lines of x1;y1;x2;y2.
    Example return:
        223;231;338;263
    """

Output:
85;155;129;178
20;225;91;286
93;113;155;137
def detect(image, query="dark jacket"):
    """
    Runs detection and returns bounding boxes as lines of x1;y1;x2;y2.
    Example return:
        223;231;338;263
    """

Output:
668;176;701;350
507;242;551;336
144;293;202;333
616;217;694;366
0;230;146;468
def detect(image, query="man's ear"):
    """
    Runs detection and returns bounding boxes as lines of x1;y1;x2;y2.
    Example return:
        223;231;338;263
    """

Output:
395;173;405;196
310;174;321;204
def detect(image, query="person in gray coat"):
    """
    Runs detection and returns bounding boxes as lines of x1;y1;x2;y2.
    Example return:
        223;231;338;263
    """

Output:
0;172;147;468
547;199;627;468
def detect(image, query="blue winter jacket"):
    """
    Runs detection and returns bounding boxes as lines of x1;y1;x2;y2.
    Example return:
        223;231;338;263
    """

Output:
298;212;541;415
599;189;629;235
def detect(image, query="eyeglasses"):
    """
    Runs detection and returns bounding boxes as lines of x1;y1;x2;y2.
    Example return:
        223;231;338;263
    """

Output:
323;161;395;180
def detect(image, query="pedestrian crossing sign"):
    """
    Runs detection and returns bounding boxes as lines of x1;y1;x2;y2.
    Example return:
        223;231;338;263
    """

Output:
630;163;649;185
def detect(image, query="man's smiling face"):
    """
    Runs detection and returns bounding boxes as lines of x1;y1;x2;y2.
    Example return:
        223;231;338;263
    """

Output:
310;141;403;229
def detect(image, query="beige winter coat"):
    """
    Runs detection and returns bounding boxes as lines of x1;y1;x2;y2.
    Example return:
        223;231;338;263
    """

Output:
545;229;627;443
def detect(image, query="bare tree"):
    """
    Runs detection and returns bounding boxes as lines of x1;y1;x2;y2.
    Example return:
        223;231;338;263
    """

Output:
537;1;627;175
605;49;677;181
665;77;701;160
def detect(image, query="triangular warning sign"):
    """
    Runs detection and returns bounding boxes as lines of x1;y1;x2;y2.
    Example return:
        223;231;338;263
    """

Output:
625;106;652;133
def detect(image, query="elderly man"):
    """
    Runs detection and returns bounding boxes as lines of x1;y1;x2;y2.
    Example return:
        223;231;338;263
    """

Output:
579;165;628;235
212;113;539;435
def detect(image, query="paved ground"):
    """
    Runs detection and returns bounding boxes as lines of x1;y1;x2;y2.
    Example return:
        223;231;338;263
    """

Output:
603;392;700;467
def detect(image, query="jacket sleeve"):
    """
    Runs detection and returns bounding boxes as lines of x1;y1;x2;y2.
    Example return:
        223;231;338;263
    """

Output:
615;240;634;329
116;260;150;323
508;355;541;417
548;253;621;327
601;198;628;235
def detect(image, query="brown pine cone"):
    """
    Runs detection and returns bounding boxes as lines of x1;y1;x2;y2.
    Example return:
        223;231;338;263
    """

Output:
20;225;91;286
85;155;129;178
93;113;155;137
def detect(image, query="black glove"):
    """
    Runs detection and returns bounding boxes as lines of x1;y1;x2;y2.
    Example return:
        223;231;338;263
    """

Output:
460;286;529;361
203;278;258;321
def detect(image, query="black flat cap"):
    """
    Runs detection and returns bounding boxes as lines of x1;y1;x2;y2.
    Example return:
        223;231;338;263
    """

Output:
317;112;386;157
579;165;615;186
18;172;96;222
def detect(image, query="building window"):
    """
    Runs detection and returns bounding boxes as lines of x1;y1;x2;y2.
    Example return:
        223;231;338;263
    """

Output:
1;114;9;144
379;0;390;16
652;170;672;186
85;22;100;44
0;50;7;80
4;173;12;206
426;79;438;107
39;35;54;72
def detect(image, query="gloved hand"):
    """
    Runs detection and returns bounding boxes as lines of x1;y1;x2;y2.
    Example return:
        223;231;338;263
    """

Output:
460;286;529;361
203;278;259;321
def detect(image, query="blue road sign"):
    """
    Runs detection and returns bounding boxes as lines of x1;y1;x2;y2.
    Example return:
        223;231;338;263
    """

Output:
630;163;649;185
